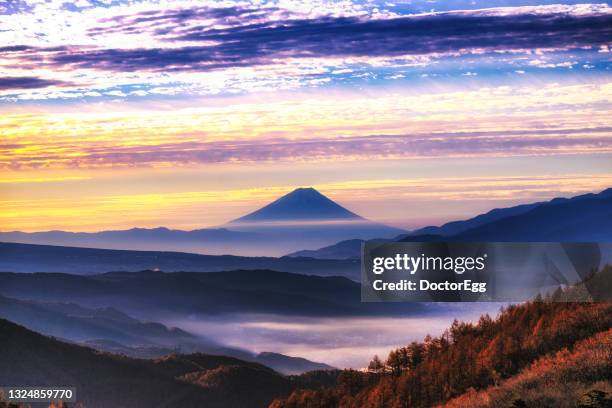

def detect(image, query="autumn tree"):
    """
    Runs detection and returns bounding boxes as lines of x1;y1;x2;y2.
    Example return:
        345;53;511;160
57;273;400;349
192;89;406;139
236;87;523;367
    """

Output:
367;355;384;374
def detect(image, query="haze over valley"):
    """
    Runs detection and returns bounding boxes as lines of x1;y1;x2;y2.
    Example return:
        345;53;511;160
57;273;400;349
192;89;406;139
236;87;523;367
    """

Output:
1;187;611;369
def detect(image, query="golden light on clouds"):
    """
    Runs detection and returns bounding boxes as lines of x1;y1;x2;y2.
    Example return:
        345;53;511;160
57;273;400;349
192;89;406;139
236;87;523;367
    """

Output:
2;79;611;231
2;82;611;169
0;176;90;183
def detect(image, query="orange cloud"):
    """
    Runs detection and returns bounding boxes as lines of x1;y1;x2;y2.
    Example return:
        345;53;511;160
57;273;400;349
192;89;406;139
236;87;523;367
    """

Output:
2;82;611;169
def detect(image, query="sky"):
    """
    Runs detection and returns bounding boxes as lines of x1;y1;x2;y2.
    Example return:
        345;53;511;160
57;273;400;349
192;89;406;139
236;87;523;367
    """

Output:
1;0;611;232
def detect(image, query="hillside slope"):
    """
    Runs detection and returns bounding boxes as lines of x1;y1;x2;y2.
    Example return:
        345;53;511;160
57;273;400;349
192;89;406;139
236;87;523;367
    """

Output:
442;329;612;408
0;319;340;408
0;295;203;348
271;267;612;408
0;319;284;408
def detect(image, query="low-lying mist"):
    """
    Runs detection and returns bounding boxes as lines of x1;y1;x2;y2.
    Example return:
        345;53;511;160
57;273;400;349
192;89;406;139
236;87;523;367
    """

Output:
167;304;503;368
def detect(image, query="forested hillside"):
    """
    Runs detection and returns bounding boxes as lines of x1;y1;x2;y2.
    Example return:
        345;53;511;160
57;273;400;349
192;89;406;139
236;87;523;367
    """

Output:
271;267;612;408
443;329;612;407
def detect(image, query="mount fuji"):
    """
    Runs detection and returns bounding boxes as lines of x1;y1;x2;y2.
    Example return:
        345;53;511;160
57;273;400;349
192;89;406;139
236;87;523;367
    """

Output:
0;188;405;257
230;187;362;224
223;187;405;253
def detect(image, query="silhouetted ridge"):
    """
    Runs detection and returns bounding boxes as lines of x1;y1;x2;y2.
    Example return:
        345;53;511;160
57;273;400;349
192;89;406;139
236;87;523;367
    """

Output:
412;187;612;237
230;188;362;223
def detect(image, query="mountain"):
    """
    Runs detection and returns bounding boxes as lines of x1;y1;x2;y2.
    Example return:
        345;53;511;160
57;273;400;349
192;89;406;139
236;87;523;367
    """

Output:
0;270;440;319
413;187;612;237
286;237;406;260
401;187;612;243
449;188;612;241
255;352;334;376
0;227;269;257
287;239;366;259
231;187;362;223
0;294;333;374
0;294;208;350
81;338;184;358
0;188;405;257
413;202;541;236
0;241;359;278
225;187;405;253
288;188;612;260
0;318;338;408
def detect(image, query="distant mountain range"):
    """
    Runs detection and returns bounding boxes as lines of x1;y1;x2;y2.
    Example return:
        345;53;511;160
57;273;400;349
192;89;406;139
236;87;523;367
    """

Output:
0;270;439;318
3;188;611;274
440;188;612;242
288;239;367;259
0;188;405;257
0;267;449;375
0;241;359;277
0;293;223;353
0;318;339;408
0;187;609;408
0;294;332;375
287;188;612;260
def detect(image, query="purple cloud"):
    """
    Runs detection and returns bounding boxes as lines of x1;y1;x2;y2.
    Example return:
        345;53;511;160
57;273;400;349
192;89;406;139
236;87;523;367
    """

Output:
89;6;286;36
0;76;71;90
7;127;611;169
2;7;611;73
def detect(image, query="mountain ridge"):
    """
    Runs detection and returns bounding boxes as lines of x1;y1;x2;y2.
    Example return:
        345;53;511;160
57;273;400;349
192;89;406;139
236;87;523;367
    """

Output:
450;190;612;241
0;293;333;374
0;269;439;318
0;241;360;277
286;188;612;260
413;187;612;237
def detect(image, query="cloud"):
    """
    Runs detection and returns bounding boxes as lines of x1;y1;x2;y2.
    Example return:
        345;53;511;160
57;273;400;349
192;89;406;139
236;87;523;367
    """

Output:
88;6;289;37
2;79;610;168
0;0;32;15
4;127;611;169
91;130;612;165
3;5;611;73
0;76;71;90
0;176;90;183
